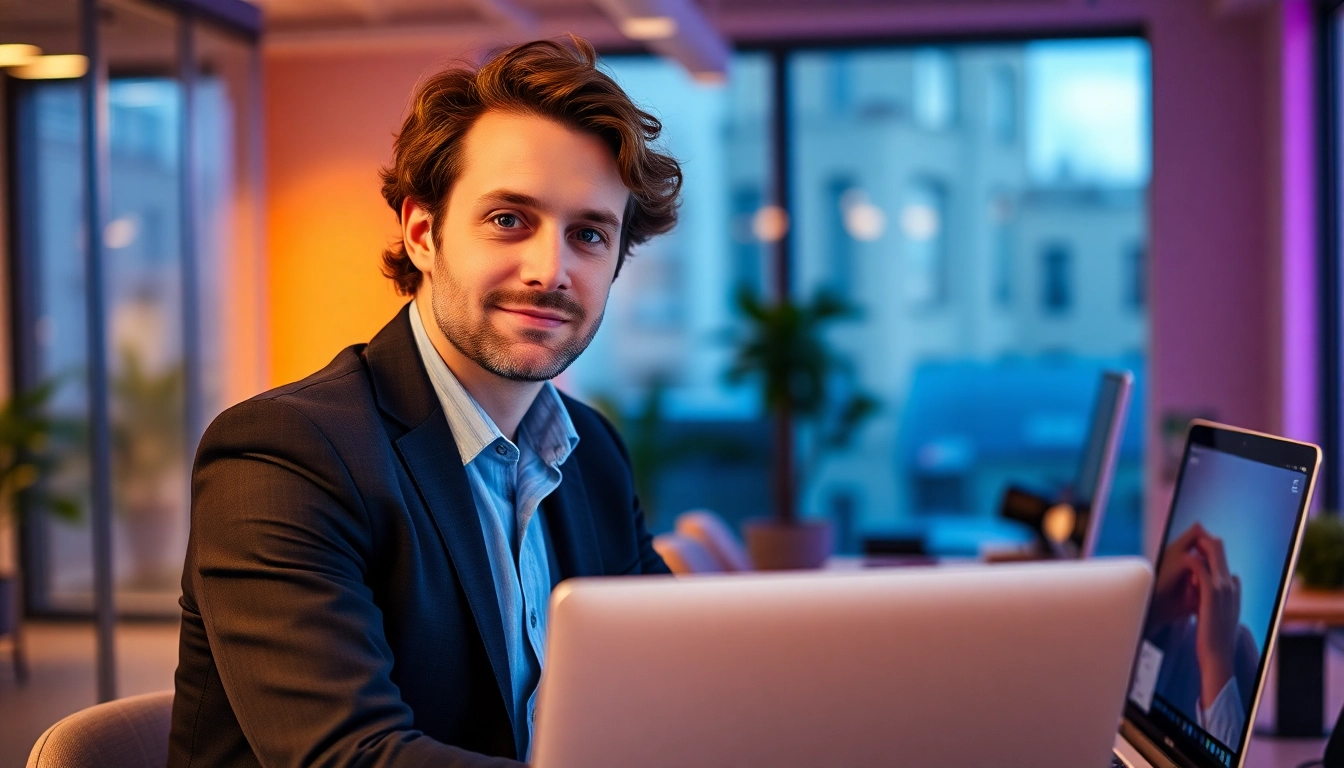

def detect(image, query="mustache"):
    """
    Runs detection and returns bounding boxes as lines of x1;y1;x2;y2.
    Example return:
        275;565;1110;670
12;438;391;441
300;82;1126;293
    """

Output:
485;289;586;322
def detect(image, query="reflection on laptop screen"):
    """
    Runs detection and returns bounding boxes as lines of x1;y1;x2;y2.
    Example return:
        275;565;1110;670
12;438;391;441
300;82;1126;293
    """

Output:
1125;443;1307;768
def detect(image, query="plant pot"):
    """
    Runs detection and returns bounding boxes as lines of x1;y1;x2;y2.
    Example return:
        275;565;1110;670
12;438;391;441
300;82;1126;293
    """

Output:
743;518;834;570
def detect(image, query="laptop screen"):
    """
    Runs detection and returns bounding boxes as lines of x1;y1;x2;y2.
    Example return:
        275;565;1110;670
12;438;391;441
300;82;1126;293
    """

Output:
1123;424;1315;768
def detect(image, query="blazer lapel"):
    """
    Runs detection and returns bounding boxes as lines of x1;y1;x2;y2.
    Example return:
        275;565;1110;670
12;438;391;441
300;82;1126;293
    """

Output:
366;305;516;736
396;407;515;734
543;456;603;580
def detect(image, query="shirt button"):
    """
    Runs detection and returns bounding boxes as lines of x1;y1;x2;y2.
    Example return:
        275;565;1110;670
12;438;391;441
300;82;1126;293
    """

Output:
530;611;537;628
495;444;507;456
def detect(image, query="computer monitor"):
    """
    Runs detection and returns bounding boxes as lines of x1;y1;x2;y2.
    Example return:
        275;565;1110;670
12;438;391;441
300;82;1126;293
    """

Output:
998;369;1132;557
1070;369;1133;556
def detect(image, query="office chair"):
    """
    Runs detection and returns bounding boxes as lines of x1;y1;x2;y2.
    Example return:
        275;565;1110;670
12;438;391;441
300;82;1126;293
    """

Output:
27;690;173;768
675;509;753;571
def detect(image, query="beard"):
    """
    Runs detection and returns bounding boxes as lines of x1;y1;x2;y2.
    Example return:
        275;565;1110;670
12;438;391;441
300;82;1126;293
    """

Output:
430;259;605;383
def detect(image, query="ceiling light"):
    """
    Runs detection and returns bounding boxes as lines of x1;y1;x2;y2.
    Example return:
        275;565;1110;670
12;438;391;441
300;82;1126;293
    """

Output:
8;54;88;80
0;44;41;68
621;16;678;41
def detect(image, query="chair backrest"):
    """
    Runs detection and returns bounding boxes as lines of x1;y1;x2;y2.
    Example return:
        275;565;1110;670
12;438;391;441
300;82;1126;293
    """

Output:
27;690;174;768
675;509;753;571
652;533;724;575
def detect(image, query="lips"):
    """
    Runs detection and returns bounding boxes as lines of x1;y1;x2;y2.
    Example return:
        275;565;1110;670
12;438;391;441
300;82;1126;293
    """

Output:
497;305;568;322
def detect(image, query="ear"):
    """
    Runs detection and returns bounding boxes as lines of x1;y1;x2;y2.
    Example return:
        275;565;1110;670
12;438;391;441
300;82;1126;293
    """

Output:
401;197;437;275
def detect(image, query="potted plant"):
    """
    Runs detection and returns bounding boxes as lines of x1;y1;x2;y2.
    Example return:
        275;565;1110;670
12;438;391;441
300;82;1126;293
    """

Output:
1297;514;1344;591
0;379;83;680
726;288;878;569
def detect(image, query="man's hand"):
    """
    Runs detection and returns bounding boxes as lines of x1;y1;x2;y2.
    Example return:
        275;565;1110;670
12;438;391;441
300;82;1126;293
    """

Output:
1189;531;1241;711
1151;523;1207;626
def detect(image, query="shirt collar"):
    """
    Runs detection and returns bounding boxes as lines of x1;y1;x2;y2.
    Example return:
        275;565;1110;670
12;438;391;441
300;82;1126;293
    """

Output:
408;299;578;467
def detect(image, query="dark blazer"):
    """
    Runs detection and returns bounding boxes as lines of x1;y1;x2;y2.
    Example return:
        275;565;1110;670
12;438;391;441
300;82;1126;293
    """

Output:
169;304;669;768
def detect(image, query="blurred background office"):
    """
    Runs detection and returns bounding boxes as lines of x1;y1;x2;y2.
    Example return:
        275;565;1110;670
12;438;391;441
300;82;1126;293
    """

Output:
0;0;1336;764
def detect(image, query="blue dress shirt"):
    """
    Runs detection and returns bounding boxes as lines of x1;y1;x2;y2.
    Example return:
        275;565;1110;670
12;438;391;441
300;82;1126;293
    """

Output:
409;300;578;760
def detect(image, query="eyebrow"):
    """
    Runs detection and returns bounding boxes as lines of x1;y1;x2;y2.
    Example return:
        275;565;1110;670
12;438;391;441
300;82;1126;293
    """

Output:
478;189;622;231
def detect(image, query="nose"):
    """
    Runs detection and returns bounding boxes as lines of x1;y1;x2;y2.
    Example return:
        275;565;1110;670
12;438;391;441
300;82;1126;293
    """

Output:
517;226;570;291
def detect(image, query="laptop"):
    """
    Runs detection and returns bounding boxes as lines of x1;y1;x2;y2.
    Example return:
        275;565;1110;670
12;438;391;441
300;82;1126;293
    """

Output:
1112;420;1320;768
533;558;1152;767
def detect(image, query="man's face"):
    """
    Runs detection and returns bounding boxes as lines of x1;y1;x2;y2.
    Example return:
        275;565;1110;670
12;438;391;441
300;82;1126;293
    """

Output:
419;110;628;382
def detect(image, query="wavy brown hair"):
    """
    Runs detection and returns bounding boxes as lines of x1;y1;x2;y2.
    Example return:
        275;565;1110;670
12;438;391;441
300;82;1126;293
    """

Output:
379;37;683;295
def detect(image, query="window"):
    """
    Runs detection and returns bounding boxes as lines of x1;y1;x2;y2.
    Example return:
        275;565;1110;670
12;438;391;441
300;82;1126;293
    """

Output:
790;40;1147;556
903;179;948;308
826;177;858;301
988;65;1019;144
992;194;1016;306
731;185;766;295
1042;243;1073;313
6;0;264;615
829;52;854;114
574;39;1149;558
912;47;956;129
1128;243;1146;309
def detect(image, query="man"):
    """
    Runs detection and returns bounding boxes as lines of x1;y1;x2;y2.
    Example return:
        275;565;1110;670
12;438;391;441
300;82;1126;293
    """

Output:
170;38;677;767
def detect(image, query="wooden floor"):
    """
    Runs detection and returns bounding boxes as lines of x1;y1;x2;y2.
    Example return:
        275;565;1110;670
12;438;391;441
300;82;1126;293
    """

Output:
0;620;1334;768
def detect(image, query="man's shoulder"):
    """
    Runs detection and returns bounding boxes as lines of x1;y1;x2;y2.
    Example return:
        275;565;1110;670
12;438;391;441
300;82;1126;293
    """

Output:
203;344;378;450
252;343;372;406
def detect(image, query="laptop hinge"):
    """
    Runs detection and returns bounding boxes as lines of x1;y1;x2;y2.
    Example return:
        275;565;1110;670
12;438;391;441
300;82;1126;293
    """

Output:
1119;719;1185;768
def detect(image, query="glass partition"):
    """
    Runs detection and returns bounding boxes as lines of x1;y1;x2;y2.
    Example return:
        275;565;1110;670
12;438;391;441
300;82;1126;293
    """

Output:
3;0;261;618
194;21;266;427
102;0;188;611
3;0;87;608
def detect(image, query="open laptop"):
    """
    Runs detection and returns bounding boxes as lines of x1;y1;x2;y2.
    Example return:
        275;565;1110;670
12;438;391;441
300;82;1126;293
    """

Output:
533;558;1152;767
1112;420;1319;768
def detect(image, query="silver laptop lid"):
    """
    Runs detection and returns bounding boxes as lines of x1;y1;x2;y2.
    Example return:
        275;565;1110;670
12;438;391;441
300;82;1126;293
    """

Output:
1122;421;1320;768
535;558;1152;768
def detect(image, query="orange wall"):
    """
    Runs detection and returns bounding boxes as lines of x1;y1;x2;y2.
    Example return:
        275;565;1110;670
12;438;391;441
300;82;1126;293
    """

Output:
264;51;448;386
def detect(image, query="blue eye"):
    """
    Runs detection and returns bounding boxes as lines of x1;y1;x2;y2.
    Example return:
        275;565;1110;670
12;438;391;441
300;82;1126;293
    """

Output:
576;228;605;245
494;213;520;228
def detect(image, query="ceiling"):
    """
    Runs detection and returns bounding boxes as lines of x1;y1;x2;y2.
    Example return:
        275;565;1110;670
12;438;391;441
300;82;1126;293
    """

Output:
253;0;1079;41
